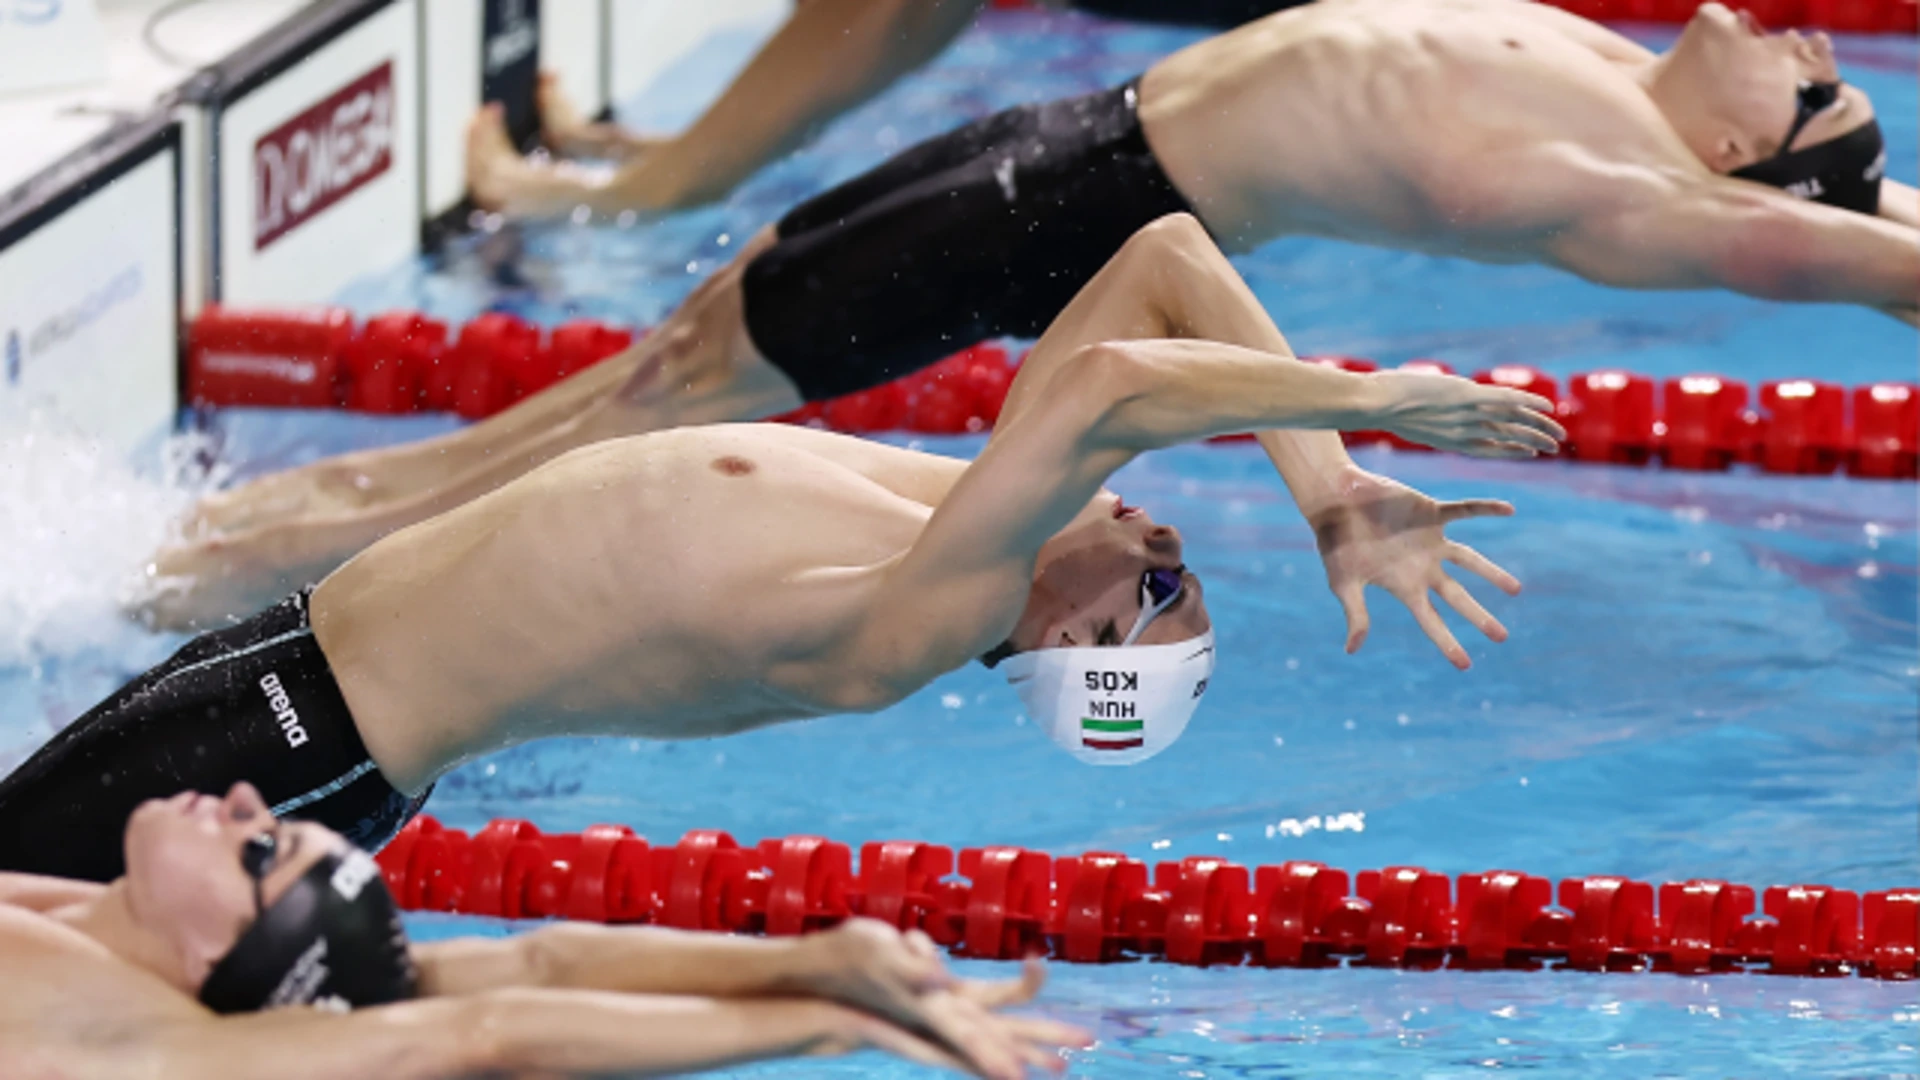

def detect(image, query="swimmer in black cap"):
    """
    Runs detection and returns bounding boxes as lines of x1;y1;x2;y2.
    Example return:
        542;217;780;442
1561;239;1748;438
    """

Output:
33;217;1559;882
1;780;1087;1078
473;0;1916;306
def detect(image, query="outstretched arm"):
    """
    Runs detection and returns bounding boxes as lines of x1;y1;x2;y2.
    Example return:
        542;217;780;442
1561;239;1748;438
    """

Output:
1879;178;1920;229
1553;170;1920;324
844;216;1560;683
473;0;983;217
415;919;1080;1078
117;991;960;1080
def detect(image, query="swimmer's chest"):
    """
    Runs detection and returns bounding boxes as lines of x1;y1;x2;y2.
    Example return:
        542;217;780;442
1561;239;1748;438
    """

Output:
0;908;201;1043
640;438;934;580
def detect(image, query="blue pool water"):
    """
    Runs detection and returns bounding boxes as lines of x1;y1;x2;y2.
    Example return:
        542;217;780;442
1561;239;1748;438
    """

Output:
3;9;1917;1078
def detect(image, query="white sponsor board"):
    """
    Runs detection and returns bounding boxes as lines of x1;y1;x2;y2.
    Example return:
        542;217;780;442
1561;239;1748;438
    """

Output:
215;0;419;306
0;143;178;456
540;0;605;123
0;0;107;97
420;0;486;223
420;0;547;228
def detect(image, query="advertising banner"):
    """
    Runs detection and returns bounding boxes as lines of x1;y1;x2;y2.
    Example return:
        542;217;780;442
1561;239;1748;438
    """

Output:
0;121;180;456
209;0;419;306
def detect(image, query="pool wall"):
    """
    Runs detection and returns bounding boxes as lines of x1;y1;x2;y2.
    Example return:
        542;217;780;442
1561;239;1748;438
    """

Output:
0;0;789;453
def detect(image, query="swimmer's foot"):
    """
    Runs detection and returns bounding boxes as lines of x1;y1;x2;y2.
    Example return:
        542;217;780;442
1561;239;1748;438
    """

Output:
136;511;394;631
186;456;393;536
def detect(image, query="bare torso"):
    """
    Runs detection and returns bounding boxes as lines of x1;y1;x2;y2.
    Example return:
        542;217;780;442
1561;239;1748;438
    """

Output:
1141;0;1678;257
313;426;980;793
0;896;199;1079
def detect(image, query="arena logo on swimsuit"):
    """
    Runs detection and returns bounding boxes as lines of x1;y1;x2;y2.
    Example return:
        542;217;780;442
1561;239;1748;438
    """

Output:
253;62;395;251
259;672;310;748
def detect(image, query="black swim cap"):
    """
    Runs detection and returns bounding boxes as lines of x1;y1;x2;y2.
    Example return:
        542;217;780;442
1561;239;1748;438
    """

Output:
1731;118;1886;215
198;847;418;1014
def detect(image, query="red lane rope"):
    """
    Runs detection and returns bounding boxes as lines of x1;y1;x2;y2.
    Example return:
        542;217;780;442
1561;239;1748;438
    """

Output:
184;307;1919;480
375;815;1920;979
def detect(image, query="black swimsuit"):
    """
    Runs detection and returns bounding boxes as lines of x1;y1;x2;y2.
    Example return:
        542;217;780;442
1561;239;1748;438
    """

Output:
741;77;1196;401
0;591;429;883
1069;0;1310;26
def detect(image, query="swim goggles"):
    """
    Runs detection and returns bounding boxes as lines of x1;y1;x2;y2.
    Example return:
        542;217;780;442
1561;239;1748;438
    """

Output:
240;828;283;913
1123;566;1188;646
1770;80;1841;160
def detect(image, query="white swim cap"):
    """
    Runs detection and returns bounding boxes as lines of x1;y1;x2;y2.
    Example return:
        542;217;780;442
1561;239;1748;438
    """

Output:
1000;631;1216;766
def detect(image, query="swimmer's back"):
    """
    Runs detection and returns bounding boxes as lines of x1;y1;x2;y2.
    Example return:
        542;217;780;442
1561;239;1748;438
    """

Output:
313;425;956;789
1142;0;1685;249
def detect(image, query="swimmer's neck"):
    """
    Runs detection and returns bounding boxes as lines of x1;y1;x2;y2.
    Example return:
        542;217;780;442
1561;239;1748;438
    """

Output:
45;881;197;995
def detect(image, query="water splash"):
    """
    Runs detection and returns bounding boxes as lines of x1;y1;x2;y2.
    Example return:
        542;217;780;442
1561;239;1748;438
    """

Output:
0;407;215;667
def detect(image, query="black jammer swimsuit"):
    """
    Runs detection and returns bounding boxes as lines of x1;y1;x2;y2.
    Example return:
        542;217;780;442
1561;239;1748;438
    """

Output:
0;591;430;883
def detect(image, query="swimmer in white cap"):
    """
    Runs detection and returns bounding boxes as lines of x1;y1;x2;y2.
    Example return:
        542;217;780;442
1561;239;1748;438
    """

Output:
17;216;1559;883
168;1;1911;626
0;781;1087;1080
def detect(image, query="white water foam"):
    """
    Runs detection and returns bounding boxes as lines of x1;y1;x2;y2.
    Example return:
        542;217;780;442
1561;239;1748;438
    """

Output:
0;406;216;668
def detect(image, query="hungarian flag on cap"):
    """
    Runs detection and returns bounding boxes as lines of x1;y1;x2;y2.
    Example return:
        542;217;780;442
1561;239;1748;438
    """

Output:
1081;717;1145;751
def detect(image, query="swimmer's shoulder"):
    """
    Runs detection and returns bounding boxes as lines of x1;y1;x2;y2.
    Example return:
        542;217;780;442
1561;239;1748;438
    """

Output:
0;903;207;1077
0;870;106;913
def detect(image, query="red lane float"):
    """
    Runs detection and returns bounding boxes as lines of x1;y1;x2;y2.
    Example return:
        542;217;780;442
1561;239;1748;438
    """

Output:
375;816;1920;979
184;309;1917;481
188;307;355;409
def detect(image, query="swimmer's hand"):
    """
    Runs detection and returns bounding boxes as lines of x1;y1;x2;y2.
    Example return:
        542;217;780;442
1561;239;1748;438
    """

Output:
796;919;1089;1078
1369;372;1564;458
1310;469;1525;670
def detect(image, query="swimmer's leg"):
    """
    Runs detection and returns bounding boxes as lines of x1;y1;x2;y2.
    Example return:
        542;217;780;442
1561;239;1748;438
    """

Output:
739;80;1196;400
153;82;1189;628
149;232;801;630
